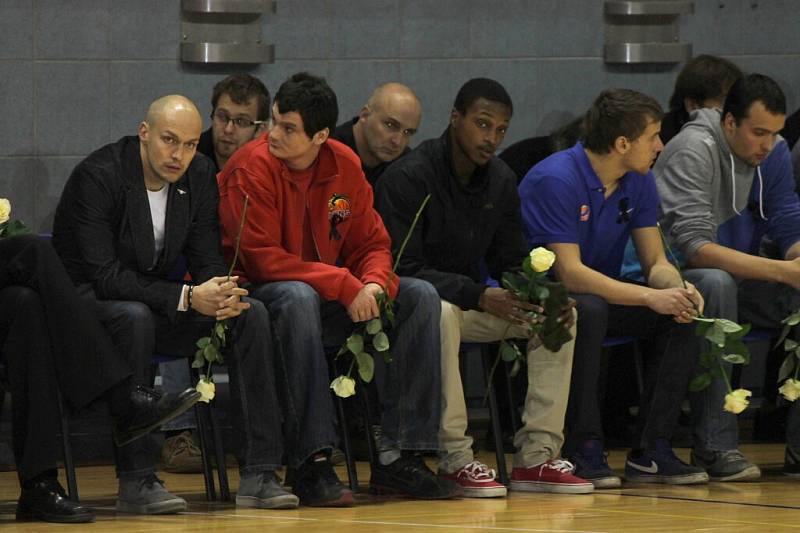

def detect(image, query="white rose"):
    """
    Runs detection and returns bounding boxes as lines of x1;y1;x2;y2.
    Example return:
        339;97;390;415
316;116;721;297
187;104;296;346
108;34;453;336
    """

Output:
779;378;800;402
723;388;751;414
330;375;356;398
0;198;11;224
529;247;556;273
196;378;216;403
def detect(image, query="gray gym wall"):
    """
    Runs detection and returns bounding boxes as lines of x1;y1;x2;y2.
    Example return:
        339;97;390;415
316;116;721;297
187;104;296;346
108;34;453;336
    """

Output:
1;1;798;231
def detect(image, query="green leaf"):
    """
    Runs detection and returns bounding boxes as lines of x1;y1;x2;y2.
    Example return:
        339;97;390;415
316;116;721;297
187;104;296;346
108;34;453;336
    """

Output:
717;318;743;333
721;353;746;364
705;321;726;347
366;318;382;335
385;305;396;327
693;316;716;323
215;321;226;337
786;339;799;351
346;333;364;355
534;285;550;302
196;336;211;349
356;352;375;383
501;272;522;293
784;312;800;326
3;220;29;237
698;350;715;369
373;331;390;352
203;343;220;363
509;359;521;378
776;324;793;350
499;341;518;362
522;256;534;276
726;322;751;340
779;354;797;383
689;373;713;392
192;350;205;368
695;320;713;337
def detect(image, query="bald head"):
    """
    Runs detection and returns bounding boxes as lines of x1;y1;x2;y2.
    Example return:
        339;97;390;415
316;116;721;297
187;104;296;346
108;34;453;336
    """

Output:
367;83;421;114
138;95;203;191
354;83;422;168
145;94;202;130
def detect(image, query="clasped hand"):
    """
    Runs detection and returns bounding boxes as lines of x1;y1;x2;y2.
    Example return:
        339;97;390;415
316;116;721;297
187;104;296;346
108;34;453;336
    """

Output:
190;276;250;320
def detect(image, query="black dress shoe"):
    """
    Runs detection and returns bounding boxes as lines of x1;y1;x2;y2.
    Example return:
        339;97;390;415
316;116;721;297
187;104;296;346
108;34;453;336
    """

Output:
113;386;201;447
17;477;94;523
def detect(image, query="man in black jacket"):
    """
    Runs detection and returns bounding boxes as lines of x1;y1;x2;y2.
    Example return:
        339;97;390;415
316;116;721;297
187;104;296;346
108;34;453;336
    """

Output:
375;78;588;497
332;82;421;186
52;95;295;513
159;73;270;474
2;234;200;523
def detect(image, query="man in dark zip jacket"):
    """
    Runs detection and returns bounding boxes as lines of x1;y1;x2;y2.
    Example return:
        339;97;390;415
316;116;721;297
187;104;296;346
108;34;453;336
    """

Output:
376;78;589;497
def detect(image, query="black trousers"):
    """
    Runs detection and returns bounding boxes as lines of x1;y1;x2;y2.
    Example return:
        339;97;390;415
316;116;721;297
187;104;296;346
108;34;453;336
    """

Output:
0;235;131;483
564;292;697;453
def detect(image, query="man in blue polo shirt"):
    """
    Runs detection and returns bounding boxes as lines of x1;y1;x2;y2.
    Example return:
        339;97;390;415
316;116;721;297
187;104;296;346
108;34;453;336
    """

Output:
519;88;707;488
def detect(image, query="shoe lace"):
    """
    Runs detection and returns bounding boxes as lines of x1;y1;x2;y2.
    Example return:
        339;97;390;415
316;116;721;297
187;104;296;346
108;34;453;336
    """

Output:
462;461;497;480
719;449;746;462
141;473;166;489
545;459;575;474
169;433;201;456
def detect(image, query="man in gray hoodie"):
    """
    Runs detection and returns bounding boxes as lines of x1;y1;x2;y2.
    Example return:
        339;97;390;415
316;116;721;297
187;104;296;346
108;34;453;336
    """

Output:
655;73;800;482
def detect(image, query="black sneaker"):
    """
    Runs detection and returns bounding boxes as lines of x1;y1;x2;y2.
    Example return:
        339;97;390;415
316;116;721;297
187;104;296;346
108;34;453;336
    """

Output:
691;448;761;482
292;457;354;507
783;444;800;477
568;439;621;489
625;440;708;485
369;453;459;499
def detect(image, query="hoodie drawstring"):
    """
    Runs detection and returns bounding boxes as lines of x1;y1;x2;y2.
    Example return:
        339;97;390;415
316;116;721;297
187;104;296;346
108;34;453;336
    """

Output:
729;153;767;220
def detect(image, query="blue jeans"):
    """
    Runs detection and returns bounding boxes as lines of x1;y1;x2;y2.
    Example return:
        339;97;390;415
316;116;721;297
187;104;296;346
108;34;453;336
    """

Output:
250;277;441;468
686;268;800;451
159;358;196;431
81;288;283;478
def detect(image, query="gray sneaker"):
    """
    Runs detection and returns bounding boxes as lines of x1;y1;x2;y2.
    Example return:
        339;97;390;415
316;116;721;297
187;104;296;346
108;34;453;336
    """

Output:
690;449;761;482
236;472;299;509
116;474;187;514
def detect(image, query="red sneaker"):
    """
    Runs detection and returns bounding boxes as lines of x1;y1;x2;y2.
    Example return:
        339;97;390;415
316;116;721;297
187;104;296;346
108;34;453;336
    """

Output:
440;461;507;498
510;459;594;494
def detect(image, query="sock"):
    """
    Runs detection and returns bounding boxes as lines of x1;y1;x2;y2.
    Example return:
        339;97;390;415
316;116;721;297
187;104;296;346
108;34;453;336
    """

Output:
378;448;401;466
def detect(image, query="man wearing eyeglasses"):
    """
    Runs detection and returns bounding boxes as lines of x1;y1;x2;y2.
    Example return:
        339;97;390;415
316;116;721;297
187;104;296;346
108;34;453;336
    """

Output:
200;74;271;172
332;83;421;186
519;89;706;488
158;73;270;474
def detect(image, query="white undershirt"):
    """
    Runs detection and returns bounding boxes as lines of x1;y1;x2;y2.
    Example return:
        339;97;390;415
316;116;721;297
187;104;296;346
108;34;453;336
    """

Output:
147;186;169;263
146;186;189;311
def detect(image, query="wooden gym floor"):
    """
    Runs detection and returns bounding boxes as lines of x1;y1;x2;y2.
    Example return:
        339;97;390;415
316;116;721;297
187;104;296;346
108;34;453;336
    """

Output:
1;443;798;532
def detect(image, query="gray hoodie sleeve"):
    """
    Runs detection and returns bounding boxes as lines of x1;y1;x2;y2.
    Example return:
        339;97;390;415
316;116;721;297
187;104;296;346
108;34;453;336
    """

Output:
655;142;718;259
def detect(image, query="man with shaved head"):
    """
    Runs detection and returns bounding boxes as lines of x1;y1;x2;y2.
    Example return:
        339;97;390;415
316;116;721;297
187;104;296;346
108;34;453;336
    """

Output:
332;82;422;185
53;95;295;513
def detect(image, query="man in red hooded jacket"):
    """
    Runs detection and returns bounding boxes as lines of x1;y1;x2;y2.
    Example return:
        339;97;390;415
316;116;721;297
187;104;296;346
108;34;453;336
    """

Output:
217;72;456;506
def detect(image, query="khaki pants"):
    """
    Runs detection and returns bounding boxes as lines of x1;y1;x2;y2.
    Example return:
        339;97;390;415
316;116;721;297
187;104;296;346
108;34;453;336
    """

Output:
438;300;575;473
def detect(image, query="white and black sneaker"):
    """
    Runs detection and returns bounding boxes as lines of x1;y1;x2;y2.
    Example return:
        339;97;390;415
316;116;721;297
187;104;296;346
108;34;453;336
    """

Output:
625;440;708;485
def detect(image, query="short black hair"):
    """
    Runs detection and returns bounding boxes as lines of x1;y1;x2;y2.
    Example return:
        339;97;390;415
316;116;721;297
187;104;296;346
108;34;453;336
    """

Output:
668;55;742;113
453;78;513;116
582;89;663;154
722;73;786;124
212;73;271;121
274;72;338;138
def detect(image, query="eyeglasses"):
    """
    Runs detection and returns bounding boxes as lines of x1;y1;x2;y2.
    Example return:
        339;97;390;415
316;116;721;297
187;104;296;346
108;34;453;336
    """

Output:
211;109;265;129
